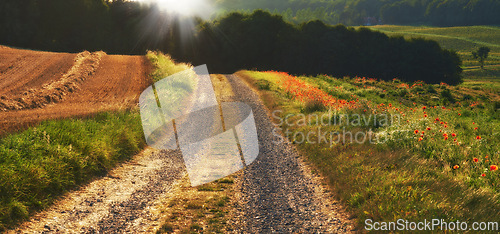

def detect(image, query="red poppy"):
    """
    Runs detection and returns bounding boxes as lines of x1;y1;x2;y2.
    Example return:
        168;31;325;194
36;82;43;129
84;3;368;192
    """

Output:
473;158;478;162
474;127;478;130
451;133;456;137
453;165;459;170
476;136;481;140
426;127;431;131
424;114;428;117
414;130;419;134
490;165;498;171
458;113;461;116
435;118;440;121
422;106;426;110
481;173;486;177
418;137;423;141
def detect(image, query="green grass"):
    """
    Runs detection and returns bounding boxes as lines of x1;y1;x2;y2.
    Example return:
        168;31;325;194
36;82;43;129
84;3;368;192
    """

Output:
0;111;145;230
238;70;500;230
366;25;500;69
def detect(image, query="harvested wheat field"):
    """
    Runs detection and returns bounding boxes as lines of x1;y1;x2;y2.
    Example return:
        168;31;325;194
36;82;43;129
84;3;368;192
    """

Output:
0;46;151;134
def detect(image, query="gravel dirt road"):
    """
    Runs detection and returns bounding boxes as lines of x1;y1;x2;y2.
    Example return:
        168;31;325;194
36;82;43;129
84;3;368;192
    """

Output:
224;74;355;233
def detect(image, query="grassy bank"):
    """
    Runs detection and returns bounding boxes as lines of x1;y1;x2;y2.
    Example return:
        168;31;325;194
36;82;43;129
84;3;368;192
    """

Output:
0;111;145;230
237;70;499;229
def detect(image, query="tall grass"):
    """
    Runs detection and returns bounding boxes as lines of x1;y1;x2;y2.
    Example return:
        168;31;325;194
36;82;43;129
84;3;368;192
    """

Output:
146;51;192;83
0;111;145;230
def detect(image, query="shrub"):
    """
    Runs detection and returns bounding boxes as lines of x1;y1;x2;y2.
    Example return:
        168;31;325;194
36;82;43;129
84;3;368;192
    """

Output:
302;99;326;113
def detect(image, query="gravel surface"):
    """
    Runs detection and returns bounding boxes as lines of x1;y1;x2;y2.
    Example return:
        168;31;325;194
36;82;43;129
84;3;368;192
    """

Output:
11;149;186;233
225;74;354;233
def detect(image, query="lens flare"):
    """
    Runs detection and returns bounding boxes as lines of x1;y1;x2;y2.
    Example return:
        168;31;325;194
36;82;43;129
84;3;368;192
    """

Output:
139;0;214;18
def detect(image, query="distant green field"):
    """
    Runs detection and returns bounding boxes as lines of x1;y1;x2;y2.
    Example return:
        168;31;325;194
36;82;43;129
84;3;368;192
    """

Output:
366;25;500;69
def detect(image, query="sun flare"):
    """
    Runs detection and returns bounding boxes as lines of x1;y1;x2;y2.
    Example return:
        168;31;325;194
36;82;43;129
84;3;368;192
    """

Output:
139;0;214;17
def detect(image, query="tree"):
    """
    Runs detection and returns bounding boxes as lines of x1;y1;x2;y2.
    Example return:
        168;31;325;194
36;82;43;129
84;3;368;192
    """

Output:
472;47;491;69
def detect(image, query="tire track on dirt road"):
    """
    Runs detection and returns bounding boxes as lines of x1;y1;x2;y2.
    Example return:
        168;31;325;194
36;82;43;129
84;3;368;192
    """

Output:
224;74;355;233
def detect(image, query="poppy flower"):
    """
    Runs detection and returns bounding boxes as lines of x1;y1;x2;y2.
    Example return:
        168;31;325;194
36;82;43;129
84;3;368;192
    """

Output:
451;133;456;137
490;165;498;171
473;158;478;162
422;106;426;110
418;137;423;141
481;173;486;177
444;137;449;140
426;127;431;131
414;130;419;134
453;165;459;169
476;136;481;140
474;127;478;130
435;118;440;121
424;114;428;117
458;113;461;116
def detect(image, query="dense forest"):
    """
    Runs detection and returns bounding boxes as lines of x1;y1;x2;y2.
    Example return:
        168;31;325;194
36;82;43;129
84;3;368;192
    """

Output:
214;0;500;26
0;0;462;84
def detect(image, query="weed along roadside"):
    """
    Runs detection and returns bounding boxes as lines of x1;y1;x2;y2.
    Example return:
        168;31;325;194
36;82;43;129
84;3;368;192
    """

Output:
236;70;500;230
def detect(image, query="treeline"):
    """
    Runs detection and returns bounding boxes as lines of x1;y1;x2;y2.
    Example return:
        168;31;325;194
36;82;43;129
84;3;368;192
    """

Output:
0;1;462;84
183;11;462;84
215;0;500;26
0;0;153;54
